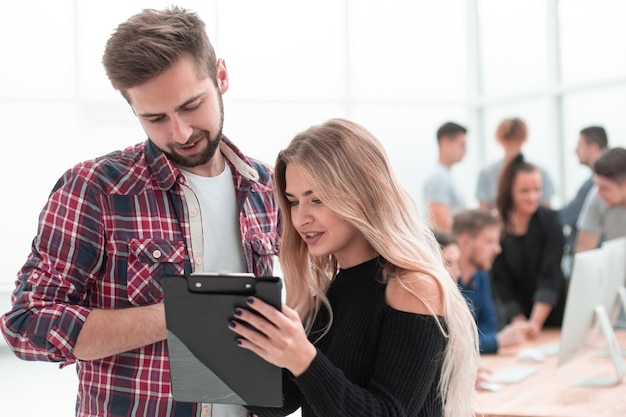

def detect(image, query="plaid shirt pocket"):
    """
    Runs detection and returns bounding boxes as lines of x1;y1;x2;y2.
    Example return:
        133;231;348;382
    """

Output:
126;238;186;306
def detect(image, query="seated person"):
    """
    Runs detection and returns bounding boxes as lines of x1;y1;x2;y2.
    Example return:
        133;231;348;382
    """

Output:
433;230;461;280
437;212;527;354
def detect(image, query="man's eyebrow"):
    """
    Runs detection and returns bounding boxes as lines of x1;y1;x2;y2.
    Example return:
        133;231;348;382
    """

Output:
137;91;206;118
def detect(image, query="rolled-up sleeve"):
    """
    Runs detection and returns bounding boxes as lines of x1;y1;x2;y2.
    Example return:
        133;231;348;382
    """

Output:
1;169;103;363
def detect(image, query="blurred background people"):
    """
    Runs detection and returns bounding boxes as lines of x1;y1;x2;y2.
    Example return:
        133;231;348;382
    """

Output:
491;155;566;339
451;210;527;354
476;117;555;211
423;122;468;232
575;147;626;253
559;126;608;275
433;230;462;280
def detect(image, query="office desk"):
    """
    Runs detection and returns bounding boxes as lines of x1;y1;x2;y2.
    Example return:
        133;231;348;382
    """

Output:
475;329;626;417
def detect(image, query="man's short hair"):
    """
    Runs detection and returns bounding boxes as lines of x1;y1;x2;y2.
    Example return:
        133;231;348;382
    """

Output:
594;147;626;182
452;209;500;238
437;122;467;143
102;6;217;97
580;126;609;150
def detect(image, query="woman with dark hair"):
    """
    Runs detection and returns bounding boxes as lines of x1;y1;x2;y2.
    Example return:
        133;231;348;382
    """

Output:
491;154;566;339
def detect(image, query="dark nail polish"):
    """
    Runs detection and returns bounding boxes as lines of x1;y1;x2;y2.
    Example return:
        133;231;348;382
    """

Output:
246;297;254;304
234;308;242;316
228;320;236;328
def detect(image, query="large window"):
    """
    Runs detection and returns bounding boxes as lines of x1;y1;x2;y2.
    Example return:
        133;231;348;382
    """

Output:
1;1;625;281
479;0;548;97
560;0;626;85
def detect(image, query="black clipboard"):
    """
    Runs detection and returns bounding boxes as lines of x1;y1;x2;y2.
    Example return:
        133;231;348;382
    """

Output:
162;273;283;406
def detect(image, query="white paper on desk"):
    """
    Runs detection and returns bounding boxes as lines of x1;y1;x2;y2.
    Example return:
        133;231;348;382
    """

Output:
487;366;538;384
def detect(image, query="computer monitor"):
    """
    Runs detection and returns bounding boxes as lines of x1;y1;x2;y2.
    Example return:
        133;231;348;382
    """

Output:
557;245;626;386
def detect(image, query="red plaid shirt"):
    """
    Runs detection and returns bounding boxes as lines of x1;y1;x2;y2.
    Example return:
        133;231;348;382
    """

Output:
0;137;280;416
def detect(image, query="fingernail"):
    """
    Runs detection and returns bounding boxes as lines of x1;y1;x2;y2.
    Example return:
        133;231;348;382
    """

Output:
246;297;254;304
235;338;242;345
233;308;242;316
228;320;236;328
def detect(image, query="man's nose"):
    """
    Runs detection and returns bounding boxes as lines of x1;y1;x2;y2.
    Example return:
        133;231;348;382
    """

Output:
171;115;193;144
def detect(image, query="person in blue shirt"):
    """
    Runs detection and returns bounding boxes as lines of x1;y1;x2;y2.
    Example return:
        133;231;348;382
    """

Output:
450;209;528;354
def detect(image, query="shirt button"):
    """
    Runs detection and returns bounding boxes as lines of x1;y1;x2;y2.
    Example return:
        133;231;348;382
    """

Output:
201;405;210;416
189;208;198;217
152;250;162;259
195;258;202;266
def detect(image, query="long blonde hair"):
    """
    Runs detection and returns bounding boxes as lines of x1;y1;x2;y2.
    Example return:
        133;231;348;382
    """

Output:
275;118;479;417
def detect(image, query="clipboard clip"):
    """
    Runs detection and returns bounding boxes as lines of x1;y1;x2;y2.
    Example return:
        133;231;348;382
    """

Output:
187;273;258;295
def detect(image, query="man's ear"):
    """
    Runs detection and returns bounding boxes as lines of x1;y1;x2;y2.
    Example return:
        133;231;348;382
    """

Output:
216;58;229;94
590;142;602;155
457;233;470;249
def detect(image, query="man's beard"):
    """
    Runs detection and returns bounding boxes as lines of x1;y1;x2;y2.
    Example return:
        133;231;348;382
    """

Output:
164;129;222;168
163;92;224;168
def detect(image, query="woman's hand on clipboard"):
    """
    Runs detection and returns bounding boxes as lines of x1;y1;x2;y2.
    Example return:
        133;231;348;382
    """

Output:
228;297;317;377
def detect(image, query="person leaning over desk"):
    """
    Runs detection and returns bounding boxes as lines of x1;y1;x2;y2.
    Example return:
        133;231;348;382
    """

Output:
490;155;566;340
229;118;480;417
0;6;280;417
575;147;626;254
451;209;528;354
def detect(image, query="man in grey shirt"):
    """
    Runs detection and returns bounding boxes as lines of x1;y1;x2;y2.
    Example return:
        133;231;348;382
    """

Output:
423;121;467;232
576;147;626;253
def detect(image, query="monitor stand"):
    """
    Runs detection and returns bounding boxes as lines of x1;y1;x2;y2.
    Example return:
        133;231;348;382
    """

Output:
570;305;626;387
596;286;626;357
618;286;626;328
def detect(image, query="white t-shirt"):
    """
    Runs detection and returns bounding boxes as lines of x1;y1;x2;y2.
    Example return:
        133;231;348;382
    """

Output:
182;166;259;417
181;165;247;274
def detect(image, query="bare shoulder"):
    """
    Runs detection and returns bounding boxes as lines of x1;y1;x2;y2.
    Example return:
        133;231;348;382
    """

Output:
385;272;444;316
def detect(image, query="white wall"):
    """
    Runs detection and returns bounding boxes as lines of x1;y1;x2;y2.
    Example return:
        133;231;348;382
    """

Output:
0;0;473;286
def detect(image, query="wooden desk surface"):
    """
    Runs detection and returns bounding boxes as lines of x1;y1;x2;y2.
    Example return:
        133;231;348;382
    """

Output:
475;329;626;417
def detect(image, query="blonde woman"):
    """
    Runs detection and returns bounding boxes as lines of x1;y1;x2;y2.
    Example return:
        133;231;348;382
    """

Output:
230;119;479;417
